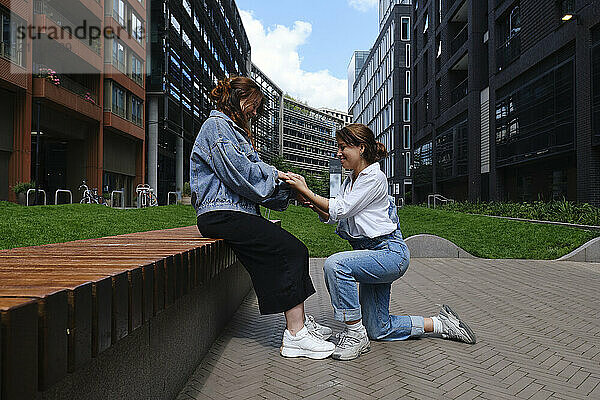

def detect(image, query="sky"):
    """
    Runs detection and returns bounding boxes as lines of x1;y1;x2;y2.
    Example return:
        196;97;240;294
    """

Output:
236;0;380;112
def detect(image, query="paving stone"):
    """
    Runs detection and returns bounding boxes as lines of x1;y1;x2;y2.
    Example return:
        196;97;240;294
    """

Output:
176;258;600;400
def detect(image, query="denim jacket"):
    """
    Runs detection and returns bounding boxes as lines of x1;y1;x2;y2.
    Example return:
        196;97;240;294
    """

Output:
190;110;293;217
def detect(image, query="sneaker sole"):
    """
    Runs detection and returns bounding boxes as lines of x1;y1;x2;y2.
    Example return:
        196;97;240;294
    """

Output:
442;305;477;344
280;345;335;360
331;343;371;361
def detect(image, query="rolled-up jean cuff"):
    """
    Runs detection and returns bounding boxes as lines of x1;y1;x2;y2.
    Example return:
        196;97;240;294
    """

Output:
410;316;425;337
333;305;362;322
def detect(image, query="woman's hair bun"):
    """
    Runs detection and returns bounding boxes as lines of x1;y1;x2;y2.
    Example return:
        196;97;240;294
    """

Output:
210;78;231;103
375;141;388;162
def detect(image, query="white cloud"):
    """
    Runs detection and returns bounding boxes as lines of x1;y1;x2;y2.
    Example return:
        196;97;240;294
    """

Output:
348;0;378;12
240;10;347;112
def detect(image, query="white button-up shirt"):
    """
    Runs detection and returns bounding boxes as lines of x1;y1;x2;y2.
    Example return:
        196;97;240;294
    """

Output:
326;162;396;238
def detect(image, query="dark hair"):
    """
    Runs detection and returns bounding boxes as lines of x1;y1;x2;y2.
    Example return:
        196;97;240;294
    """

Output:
335;123;387;164
210;76;264;146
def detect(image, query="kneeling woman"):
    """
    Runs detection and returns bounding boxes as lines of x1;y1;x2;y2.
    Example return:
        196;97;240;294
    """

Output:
191;77;334;359
285;124;476;361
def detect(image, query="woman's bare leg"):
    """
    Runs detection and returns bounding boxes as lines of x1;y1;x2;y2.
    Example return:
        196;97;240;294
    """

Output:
284;302;305;335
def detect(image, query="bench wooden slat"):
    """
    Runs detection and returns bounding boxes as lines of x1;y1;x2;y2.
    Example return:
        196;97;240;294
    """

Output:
0;298;38;400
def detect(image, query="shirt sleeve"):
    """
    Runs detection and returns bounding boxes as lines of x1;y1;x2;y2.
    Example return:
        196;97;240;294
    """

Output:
328;174;385;222
207;122;278;203
259;181;294;211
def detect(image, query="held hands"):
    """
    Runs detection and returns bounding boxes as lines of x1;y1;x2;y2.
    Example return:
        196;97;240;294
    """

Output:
283;172;309;193
279;172;313;209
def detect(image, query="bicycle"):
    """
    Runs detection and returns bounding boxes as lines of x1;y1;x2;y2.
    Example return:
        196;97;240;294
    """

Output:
79;181;108;206
136;184;158;207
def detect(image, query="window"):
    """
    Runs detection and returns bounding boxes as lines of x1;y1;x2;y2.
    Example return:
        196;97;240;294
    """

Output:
0;8;25;67
405;152;411;176
113;0;126;27
131;55;143;85
406;44;410;67
131;96;143;126
403;125;411;149
183;0;192;17
403;98;410;122
401;17;410;41
437;38;442;58
406;71;411;94
112;40;126;72
130;12;143;44
496;4;521;70
112;83;126;118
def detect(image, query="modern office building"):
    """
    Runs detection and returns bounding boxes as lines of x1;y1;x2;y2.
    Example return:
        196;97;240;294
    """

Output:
347;50;370;111
2;0;146;205
411;0;600;206
283;98;342;176
319;108;353;125
147;0;251;203
250;62;283;164
350;0;413;202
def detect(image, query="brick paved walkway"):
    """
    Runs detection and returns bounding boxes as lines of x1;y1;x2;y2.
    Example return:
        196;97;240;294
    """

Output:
177;258;600;399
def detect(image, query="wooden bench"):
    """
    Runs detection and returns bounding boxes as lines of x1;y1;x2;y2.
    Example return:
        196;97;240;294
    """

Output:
0;226;241;400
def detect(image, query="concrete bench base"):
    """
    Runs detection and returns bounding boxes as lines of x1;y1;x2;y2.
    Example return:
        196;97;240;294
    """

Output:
39;262;251;400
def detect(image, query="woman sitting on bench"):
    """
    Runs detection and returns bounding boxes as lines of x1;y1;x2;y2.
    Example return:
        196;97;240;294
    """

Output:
191;76;335;359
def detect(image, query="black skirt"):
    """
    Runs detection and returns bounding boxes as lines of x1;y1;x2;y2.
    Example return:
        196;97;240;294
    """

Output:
196;211;315;314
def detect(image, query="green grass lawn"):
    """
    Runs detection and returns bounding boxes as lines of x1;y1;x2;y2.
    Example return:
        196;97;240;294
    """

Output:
1;201;598;259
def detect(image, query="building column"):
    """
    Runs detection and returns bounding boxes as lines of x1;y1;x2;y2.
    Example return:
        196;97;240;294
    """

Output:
575;20;598;205
85;124;103;192
148;96;158;196
8;90;32;202
176;134;184;193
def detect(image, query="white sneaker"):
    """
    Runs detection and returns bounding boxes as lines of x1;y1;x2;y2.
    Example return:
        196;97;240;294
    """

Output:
280;326;335;359
332;327;370;361
438;304;477;344
305;315;333;340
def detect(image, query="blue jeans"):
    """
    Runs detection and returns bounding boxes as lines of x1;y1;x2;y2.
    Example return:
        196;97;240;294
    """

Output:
323;230;425;341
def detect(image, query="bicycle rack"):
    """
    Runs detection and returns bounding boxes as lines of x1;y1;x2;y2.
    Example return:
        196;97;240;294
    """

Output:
136;186;156;208
111;190;125;209
396;197;405;208
427;194;455;208
55;189;73;205
26;189;47;206
167;191;180;205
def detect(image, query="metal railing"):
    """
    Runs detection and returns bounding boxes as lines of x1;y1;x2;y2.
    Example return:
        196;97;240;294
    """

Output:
27;189;47;206
451;78;468;105
33;0;102;54
111;190;125;208
55;189;73;205
167;191;180;205
427;194;455;208
35;64;98;104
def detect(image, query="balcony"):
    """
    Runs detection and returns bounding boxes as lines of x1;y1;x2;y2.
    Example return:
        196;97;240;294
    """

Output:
496;34;521;71
451;25;468;55
451;78;468;105
34;0;102;56
32;69;101;121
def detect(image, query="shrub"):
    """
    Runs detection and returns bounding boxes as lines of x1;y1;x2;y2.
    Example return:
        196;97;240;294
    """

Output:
12;181;35;194
182;182;191;197
439;200;600;226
